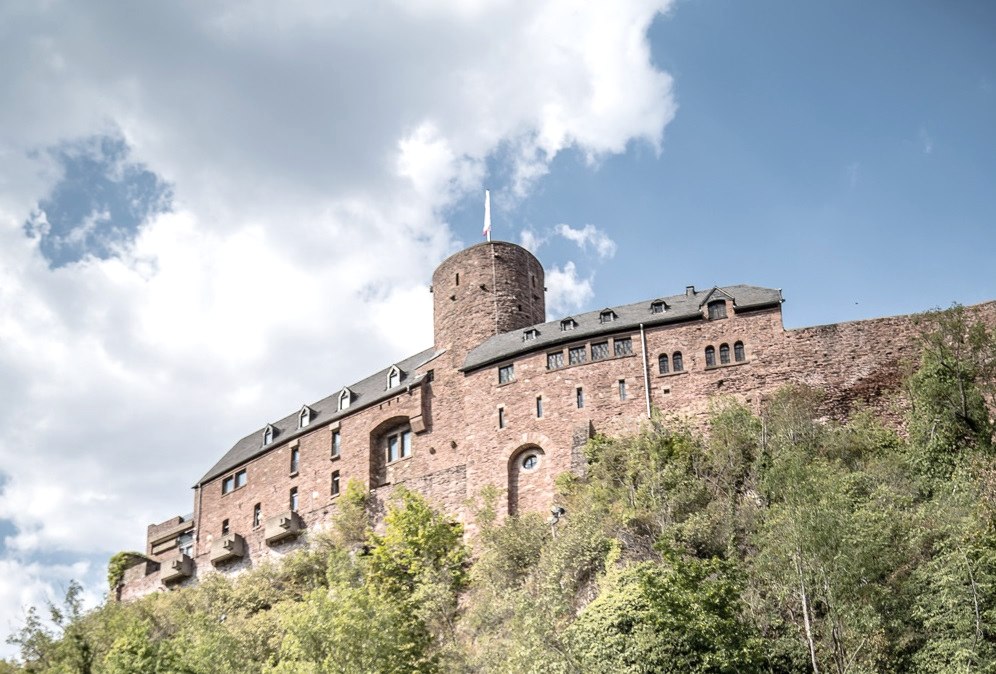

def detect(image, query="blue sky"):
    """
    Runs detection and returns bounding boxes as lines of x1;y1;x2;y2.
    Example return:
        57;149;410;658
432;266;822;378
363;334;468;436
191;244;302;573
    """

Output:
0;0;993;656
446;0;996;328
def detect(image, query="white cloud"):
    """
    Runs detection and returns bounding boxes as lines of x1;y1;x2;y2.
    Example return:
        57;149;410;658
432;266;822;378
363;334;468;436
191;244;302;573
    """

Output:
519;228;546;253
545;261;595;315
0;0;677;648
918;126;934;155
554;223;618;259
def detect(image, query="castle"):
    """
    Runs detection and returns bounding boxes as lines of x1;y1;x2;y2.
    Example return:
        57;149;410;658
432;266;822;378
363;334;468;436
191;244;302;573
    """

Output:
117;240;995;600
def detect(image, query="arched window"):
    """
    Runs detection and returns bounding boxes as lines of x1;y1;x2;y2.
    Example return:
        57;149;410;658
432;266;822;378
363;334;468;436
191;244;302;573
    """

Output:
672;351;683;372
299;406;311;428
387;365;400;389
705;346;716;368
263;424;274;446
708;300;727;320
658;354;669;374
720;343;730;364
734;341;745;362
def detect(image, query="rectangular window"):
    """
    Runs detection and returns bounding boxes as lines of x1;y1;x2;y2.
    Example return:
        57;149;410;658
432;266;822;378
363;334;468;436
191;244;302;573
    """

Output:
576;387;584;409
546;352;564;370
592;342;609;360
290;447;300;474
253;503;262;528
388;434;400;463
221;519;230;536
498;407;506;429
331;471;341;496
498;364;514;384
536;396;543;418
222;476;234;494
619;379;627;400
569;346;586;365
614;337;633;357
235;469;247;489
331;430;341;458
289;487;298;512
401;430;412;458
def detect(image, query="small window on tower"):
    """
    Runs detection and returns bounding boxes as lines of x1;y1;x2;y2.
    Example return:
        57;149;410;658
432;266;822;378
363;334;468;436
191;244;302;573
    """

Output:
221;519;230;536
331;430;341;458
498;407;506;429
290;447;300;474
576;387;584;409
253;503;262;528
618;379;628;400
536;396;543;418
289;487;299;512
331;471;341;497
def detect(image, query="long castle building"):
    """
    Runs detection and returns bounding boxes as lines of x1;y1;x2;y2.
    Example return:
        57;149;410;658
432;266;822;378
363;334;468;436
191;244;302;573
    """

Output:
118;241;996;599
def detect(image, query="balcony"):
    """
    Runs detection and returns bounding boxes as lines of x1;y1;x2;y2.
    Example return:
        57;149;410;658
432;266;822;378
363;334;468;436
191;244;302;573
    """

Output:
161;554;193;583
264;510;304;545
210;533;247;565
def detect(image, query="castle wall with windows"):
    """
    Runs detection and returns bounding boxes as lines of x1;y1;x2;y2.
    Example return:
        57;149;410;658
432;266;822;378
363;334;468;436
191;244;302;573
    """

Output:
117;241;996;601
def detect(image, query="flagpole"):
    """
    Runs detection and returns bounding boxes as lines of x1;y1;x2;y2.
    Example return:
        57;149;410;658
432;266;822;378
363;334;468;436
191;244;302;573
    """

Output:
483;189;492;242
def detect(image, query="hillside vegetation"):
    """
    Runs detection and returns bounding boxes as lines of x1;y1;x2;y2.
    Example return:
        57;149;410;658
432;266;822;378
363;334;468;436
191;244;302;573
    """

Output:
5;307;995;673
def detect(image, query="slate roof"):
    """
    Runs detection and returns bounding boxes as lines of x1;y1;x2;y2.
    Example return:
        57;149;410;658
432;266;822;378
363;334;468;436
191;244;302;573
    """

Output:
197;346;442;486
461;285;782;371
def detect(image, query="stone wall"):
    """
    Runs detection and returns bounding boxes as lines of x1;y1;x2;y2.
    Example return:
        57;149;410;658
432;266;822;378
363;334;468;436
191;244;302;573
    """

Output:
121;238;996;601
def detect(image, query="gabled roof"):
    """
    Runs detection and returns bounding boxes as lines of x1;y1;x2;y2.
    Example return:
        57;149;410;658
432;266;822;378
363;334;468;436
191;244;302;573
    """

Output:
461;285;782;371
698;286;736;308
196;346;442;486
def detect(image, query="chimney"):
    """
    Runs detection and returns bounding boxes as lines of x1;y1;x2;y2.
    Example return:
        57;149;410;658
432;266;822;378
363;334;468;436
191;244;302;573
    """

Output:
685;285;695;297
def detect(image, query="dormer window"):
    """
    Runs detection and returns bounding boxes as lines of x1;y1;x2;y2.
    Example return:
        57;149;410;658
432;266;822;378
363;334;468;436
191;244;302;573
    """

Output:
561;318;577;331
387;365;401;389
263;424;275;446
299;406;312;428
707;300;727;320
338;388;352;411
599;309;617;324
523;329;539;341
650;300;667;314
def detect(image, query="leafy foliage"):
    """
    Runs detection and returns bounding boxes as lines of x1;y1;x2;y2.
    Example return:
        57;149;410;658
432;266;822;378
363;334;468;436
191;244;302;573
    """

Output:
5;307;995;673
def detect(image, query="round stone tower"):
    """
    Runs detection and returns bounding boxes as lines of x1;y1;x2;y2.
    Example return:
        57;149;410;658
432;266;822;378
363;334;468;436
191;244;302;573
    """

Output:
432;241;546;357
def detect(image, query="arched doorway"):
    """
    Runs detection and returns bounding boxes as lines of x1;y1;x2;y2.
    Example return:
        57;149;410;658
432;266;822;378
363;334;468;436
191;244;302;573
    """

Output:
508;445;548;516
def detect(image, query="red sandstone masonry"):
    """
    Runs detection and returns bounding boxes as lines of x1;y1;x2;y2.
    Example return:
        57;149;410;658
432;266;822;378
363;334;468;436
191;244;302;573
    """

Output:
121;240;996;600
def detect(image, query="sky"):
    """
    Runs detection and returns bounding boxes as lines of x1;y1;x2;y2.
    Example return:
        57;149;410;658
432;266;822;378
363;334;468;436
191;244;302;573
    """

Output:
0;0;994;653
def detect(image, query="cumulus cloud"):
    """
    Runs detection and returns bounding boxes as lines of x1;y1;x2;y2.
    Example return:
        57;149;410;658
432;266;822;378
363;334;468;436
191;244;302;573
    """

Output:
546;261;595;316
554;223;618;259
0;0;677;648
519;228;546;253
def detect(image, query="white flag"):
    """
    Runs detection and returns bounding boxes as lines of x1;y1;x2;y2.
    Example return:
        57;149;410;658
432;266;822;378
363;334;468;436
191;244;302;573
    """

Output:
483;189;491;241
